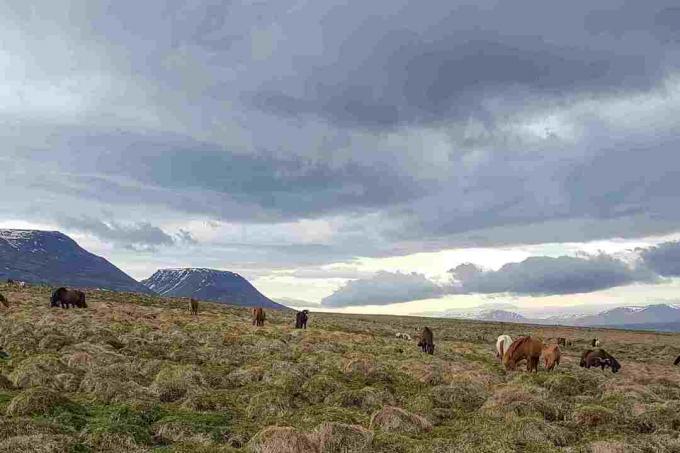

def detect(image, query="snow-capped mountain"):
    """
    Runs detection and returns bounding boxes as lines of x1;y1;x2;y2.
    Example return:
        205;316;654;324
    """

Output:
474;310;528;323
0;229;151;293
573;304;680;326
142;268;286;309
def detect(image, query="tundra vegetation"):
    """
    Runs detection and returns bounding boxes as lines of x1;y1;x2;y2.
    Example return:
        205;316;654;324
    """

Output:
0;283;680;452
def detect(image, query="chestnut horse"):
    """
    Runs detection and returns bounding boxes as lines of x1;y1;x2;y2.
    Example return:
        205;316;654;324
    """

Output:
252;307;266;326
190;298;199;316
542;344;561;371
503;336;543;372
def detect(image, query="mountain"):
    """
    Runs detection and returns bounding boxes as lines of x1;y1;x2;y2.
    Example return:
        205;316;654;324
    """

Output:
142;268;286;309
0;229;151;293
574;304;680;327
474;310;528;323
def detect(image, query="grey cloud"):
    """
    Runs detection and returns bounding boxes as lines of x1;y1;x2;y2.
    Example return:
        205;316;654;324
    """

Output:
321;271;445;307
449;255;657;296
640;241;680;277
322;250;665;307
60;217;177;251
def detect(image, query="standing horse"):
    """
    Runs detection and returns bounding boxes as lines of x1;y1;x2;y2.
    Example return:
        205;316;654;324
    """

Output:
50;287;87;309
252;307;266;326
417;327;435;355
190;298;199;316
496;335;513;361
542;344;561;371
503;336;544;372
0;293;8;308
295;310;309;329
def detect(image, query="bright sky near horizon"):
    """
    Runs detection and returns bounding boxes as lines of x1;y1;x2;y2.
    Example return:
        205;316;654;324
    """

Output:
2;1;680;317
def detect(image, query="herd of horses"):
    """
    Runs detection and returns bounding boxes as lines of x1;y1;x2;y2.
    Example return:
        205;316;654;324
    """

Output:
2;281;680;369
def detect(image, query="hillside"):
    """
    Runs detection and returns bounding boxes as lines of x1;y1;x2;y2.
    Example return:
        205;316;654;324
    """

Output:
0;229;152;294
142;268;286;309
0;284;679;452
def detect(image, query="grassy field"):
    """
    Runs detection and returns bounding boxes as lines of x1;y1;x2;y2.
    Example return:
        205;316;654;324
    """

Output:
1;283;680;452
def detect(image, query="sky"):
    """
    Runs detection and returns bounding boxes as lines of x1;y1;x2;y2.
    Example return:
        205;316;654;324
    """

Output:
1;1;680;317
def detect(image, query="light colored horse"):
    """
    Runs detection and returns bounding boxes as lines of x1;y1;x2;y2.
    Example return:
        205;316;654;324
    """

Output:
496;334;513;361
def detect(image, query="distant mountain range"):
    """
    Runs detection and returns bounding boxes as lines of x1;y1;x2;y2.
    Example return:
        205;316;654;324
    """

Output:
472;304;680;332
142;268;286;309
0;229;151;293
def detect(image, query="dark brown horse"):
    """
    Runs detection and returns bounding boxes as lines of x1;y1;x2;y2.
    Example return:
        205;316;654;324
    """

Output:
50;287;87;309
190;298;199;315
252;307;265;326
674;355;680;366
503;336;543;372
417;327;435;355
0;293;8;308
295;310;309;329
580;349;621;373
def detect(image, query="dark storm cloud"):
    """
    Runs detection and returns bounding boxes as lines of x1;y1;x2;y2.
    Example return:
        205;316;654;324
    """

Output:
640;241;680;277
321;271;445;307
1;0;680;268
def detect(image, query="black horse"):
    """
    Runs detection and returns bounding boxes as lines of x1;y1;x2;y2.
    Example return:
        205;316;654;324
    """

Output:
295;310;309;329
50;287;87;309
417;327;435;355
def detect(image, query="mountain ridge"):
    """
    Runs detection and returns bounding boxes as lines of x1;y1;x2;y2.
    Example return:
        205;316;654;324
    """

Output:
0;229;151;294
142;267;286;309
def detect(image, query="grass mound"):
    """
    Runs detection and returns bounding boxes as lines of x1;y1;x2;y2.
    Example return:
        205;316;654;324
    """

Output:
246;389;293;419
9;354;69;389
5;387;72;416
151;365;207;402
247;426;319;453
315;422;373;453
302;374;343;404
369;406;432;434
0;434;76;453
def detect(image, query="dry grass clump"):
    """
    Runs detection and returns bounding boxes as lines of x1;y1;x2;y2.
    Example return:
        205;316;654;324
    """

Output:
0;434;76;453
227;365;265;387
328;386;395;412
302;374;343;404
572;404;616;427
0;374;14;390
37;333;73;352
431;380;489;412
587;440;640;453
314;422;374;453
5;387;71;416
9;354;69;389
151;364;207;402
246;389;293;419
480;384;564;421
247;426;319;453
369;406;432;434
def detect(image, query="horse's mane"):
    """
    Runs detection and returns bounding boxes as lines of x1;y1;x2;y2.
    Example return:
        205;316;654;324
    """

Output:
505;336;530;360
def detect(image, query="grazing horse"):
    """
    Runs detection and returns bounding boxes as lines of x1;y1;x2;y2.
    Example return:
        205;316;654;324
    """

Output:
580;349;621;373
591;338;600;347
417;327;435;355
295;310;309;329
50;287;87;309
6;279;14;285
503;336;544;372
252;307;266;326
0;293;8;308
674;355;680;366
557;337;567;347
190;298;199;315
542;344;561;371
496;335;513;361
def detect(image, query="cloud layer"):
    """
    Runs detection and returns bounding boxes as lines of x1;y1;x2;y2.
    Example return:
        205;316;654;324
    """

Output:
1;1;679;272
322;243;680;307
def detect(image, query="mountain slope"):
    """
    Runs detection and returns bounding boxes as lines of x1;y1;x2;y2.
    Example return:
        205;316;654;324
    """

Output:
0;229;151;293
574;304;680;326
142;268;286;309
474;310;528;323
